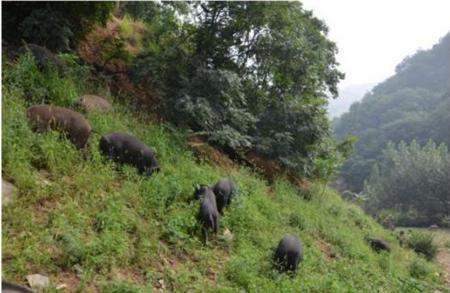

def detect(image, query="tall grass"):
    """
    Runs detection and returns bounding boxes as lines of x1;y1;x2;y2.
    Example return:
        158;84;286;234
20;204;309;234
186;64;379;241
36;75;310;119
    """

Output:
2;53;447;292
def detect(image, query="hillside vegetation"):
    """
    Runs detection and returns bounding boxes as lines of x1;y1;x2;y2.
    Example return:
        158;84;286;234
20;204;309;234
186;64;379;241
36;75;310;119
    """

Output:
76;1;349;178
334;32;450;192
363;140;450;227
2;49;448;292
333;32;450;228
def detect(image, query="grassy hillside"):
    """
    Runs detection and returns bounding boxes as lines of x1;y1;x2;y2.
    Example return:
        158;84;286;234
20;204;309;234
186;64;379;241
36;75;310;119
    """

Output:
2;53;447;292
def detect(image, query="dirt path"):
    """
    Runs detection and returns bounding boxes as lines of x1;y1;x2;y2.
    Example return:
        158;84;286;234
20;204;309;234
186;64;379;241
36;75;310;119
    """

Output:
431;229;450;288
437;248;450;288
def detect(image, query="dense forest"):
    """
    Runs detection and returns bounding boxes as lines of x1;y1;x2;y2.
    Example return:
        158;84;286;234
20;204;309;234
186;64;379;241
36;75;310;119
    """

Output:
2;2;449;291
334;32;450;226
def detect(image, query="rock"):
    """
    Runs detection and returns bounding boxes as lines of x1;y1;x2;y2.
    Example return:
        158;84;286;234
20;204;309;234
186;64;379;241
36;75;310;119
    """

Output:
56;283;67;290
2;179;16;205
223;228;234;243
76;95;112;113
73;264;83;278
155;278;165;290
206;267;216;280
35;170;52;186
26;274;49;290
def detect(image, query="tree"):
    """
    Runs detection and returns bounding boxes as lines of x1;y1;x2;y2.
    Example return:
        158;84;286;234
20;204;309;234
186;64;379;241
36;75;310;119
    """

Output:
129;2;344;176
363;140;450;227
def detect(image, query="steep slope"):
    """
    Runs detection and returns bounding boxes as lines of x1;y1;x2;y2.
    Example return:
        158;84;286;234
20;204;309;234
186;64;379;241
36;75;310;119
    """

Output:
334;32;450;191
2;53;447;292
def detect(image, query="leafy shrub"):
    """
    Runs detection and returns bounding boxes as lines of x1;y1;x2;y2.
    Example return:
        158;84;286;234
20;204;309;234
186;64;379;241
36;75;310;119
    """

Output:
407;231;438;261
254;100;329;174
409;257;433;279
19;8;73;52
57;232;86;268
97;35;132;68
163;213;197;245
173;68;257;150
4;51;89;106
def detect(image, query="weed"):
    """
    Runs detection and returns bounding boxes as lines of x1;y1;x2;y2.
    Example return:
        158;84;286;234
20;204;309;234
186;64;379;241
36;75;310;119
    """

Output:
407;231;438;261
101;280;148;293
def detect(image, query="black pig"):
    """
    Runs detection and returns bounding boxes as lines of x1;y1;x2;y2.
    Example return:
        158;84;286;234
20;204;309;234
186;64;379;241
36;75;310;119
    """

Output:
274;235;303;273
368;238;390;253
195;186;219;245
99;132;160;175
2;281;33;293
212;178;235;214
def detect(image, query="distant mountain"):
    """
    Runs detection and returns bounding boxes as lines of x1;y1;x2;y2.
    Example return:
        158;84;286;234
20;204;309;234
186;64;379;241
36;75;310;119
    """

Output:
327;83;375;118
334;31;450;191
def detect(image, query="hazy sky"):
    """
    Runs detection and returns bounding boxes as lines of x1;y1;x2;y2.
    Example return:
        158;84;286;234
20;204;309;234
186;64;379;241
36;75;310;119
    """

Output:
301;0;450;88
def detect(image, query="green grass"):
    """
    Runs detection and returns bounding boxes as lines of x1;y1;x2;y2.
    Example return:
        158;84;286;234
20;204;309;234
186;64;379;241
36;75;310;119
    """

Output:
2;53;448;292
397;228;450;252
117;15;147;55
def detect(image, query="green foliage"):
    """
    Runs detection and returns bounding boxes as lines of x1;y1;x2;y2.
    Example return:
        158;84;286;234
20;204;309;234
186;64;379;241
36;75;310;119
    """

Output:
3;2;114;50
335;32;450;191
406;231;438;261
101;281;148;293
173;68;257;150
409;257;434;279
19;8;74;52
127;2;345;176
363;140;450;227
121;1;190;23
57;231;86;268
254;100;329;173
312;135;357;180
3;51;89;106
97;35;132;68
117;15;147;54
2;55;446;291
